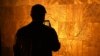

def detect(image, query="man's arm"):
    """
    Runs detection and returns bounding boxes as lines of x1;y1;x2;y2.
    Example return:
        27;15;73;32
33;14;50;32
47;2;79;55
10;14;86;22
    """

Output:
50;28;60;51
13;30;22;56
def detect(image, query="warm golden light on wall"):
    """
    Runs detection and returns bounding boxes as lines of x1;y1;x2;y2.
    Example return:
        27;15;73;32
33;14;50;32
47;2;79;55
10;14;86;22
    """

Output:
0;0;100;56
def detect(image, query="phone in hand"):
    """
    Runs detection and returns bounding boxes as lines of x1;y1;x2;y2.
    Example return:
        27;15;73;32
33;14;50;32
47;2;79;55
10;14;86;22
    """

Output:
43;20;51;27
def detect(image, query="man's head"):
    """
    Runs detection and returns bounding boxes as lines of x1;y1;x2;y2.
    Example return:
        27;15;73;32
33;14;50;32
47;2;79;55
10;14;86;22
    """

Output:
31;4;46;23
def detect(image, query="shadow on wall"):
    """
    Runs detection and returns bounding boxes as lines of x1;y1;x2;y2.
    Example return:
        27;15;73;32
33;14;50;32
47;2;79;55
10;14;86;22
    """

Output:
0;6;27;56
0;29;1;56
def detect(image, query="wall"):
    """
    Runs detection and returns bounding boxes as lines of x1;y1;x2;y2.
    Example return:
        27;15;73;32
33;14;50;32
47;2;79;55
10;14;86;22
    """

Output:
0;0;100;56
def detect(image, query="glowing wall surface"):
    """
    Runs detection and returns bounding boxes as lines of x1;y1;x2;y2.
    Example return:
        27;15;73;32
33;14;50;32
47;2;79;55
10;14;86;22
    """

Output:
0;0;100;56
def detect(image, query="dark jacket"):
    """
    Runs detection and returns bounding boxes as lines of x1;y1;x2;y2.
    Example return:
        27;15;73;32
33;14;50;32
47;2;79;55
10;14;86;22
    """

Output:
14;22;60;56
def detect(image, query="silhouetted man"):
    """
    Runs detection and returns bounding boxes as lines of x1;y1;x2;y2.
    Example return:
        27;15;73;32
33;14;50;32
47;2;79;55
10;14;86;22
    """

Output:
13;4;60;56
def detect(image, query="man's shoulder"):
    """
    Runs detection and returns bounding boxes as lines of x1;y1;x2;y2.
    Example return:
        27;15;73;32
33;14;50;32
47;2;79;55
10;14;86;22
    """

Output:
43;25;55;32
17;26;29;34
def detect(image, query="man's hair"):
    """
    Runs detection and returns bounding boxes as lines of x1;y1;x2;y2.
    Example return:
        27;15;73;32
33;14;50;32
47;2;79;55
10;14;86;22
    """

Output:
31;4;46;15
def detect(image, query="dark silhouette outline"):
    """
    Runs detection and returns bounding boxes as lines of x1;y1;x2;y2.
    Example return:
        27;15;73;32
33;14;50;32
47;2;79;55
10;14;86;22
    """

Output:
13;4;60;56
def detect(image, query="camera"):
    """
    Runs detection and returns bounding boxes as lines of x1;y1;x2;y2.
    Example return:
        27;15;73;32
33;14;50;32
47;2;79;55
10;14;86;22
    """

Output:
43;20;51;27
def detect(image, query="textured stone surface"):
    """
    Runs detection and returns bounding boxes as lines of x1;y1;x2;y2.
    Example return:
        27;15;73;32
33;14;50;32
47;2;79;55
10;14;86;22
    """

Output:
0;0;100;56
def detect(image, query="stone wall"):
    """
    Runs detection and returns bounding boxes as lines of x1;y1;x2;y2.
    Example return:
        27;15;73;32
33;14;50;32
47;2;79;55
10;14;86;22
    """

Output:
0;0;100;56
